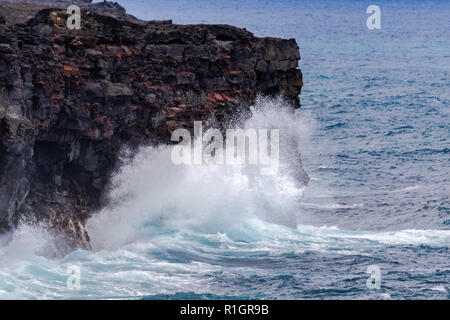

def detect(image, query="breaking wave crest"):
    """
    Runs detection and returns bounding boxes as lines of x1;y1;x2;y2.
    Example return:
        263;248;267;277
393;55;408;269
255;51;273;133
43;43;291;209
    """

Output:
87;96;310;250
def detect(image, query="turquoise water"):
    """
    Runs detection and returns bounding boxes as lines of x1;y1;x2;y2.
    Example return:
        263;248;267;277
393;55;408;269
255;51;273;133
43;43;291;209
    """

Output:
0;0;449;299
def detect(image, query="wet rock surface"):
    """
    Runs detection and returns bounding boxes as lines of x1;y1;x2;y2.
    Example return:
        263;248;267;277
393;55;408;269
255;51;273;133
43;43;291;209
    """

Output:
0;1;303;256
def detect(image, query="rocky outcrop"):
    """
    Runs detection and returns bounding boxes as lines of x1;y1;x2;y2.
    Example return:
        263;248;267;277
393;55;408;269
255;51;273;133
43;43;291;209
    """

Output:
0;2;303;256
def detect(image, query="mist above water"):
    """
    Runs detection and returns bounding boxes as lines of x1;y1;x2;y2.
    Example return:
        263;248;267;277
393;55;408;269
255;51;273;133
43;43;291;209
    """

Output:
87;96;311;250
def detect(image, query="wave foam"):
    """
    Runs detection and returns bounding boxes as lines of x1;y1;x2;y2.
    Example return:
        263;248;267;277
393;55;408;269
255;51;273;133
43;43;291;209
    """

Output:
87;96;310;250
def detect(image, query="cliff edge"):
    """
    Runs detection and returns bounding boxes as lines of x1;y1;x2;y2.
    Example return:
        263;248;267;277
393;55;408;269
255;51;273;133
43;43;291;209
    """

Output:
0;1;303;255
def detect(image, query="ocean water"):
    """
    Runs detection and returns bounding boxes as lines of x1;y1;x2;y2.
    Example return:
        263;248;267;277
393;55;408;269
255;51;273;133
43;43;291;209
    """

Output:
0;0;449;299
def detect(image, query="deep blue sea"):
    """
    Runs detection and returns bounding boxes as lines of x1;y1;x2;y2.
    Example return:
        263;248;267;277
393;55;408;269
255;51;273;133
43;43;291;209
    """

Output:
0;0;448;299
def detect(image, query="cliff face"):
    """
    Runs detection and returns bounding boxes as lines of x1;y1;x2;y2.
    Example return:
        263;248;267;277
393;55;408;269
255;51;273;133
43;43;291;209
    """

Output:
0;3;303;255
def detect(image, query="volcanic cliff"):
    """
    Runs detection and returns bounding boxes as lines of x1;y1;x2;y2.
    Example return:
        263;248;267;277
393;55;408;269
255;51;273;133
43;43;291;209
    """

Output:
0;1;303;256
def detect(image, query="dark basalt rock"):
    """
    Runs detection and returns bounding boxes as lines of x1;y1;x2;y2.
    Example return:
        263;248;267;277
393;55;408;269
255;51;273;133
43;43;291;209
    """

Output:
0;1;303;256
